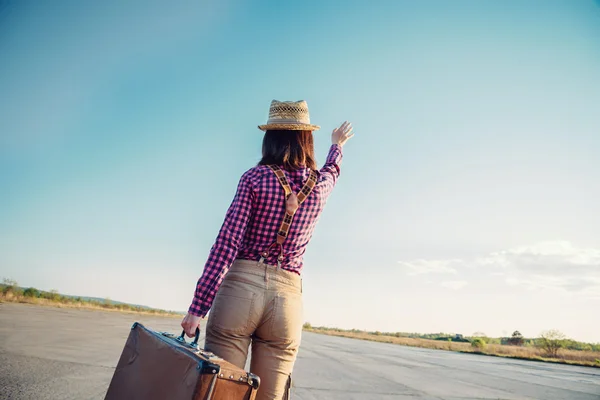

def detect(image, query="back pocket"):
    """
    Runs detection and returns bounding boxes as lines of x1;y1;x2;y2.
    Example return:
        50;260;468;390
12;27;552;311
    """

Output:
270;292;303;344
207;281;255;335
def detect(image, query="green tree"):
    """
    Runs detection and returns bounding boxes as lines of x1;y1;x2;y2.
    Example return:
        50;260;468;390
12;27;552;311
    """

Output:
23;287;41;298
538;329;566;358
508;330;524;346
471;338;486;351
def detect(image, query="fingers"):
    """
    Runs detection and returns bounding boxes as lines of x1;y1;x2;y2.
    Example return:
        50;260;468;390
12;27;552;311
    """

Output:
334;121;347;133
184;323;196;337
335;122;353;134
344;122;353;134
343;125;354;139
181;319;189;336
181;315;199;338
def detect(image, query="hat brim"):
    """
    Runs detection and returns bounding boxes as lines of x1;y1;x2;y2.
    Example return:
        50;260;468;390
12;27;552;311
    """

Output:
258;123;320;131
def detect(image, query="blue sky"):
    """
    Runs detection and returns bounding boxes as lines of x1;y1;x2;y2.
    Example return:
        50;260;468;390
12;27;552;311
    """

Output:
1;0;599;342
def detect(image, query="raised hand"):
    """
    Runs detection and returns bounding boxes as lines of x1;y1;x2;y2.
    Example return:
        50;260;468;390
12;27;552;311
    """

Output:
332;121;354;147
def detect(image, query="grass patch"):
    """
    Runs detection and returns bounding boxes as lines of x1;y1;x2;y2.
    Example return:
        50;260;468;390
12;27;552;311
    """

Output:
0;283;183;317
304;327;600;368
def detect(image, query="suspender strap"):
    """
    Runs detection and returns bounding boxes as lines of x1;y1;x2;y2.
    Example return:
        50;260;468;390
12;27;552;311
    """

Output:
269;166;293;198
261;166;318;265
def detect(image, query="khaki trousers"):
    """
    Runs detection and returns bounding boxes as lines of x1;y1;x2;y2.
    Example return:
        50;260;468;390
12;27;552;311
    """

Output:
204;259;303;400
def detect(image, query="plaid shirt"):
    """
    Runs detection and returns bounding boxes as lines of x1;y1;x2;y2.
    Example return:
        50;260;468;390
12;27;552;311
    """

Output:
189;144;343;317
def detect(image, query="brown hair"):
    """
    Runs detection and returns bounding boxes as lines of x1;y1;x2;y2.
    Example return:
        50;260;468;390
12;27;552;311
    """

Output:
258;130;317;170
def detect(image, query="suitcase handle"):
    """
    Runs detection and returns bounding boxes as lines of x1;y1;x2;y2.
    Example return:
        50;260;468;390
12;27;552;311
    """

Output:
176;327;200;349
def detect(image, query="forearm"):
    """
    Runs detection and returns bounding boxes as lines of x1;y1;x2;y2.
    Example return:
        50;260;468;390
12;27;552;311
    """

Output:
188;238;237;317
319;144;343;193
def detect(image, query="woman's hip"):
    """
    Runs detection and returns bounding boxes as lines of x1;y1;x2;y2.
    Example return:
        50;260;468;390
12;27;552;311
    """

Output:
206;258;303;339
226;258;302;294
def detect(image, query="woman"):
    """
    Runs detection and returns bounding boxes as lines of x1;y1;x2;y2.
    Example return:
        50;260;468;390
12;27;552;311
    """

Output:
181;99;354;399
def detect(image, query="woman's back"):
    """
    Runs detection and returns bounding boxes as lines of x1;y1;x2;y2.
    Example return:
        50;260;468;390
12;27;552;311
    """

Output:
190;143;342;317
235;144;343;272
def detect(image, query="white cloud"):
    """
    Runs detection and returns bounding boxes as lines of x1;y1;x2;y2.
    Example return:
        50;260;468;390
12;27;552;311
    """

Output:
398;241;600;297
478;241;600;295
397;259;460;275
440;281;468;290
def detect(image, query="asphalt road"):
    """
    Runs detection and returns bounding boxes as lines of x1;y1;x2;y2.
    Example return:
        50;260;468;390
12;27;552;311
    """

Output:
1;303;598;399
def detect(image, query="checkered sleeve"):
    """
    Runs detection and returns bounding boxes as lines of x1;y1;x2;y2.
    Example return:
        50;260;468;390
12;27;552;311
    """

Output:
188;172;256;317
318;144;343;196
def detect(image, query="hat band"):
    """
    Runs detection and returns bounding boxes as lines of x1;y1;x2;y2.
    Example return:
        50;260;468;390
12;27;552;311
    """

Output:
266;118;311;125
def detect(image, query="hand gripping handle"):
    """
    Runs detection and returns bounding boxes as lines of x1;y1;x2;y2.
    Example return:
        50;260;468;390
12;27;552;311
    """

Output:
176;327;200;349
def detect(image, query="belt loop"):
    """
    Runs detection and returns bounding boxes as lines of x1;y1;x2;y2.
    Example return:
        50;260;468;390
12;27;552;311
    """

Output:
258;256;267;283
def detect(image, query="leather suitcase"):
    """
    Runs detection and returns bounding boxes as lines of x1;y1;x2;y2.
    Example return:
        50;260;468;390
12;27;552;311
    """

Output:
105;322;260;400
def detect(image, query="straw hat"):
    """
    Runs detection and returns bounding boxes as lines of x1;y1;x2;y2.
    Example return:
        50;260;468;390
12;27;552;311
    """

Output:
258;100;320;131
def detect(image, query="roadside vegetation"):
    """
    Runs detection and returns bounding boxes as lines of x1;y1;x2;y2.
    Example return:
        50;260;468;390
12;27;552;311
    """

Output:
1;278;182;317
4;276;598;367
302;323;600;368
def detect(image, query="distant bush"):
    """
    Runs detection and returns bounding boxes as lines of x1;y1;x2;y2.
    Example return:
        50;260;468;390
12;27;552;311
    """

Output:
537;329;566;358
507;331;524;346
2;278;21;296
471;338;486;351
435;335;469;343
23;287;41;298
303;322;312;329
563;339;593;352
40;289;61;302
